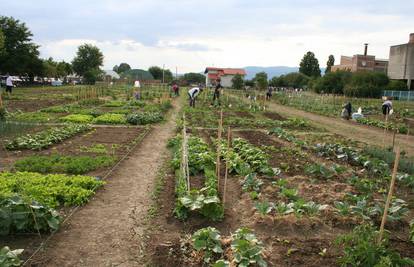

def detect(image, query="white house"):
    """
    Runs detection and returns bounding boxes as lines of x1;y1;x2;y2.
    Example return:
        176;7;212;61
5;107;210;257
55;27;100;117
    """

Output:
204;67;246;87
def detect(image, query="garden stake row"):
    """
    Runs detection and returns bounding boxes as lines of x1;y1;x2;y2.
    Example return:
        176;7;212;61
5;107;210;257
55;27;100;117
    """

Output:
223;126;231;205
181;113;190;193
216;110;223;189
378;146;401;244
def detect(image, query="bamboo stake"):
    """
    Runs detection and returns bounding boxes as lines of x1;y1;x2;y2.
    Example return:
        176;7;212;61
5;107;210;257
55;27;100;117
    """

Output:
216;110;223;188
392;130;396;152
382;114;389;148
223;127;231;205
378;147;401;244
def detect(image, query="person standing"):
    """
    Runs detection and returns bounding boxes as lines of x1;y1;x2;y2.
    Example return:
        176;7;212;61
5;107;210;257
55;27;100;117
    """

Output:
188;87;202;107
212;80;222;106
172;83;179;96
133;80;141;100
6;74;13;96
266;86;273;100
341;102;352;120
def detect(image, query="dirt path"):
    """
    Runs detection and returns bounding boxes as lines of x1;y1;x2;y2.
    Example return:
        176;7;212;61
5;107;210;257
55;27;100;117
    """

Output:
266;101;414;157
28;102;179;267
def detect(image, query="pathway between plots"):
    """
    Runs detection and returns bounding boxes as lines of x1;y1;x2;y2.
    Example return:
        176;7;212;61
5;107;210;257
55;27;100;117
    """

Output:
266;101;414;157
29;103;179;266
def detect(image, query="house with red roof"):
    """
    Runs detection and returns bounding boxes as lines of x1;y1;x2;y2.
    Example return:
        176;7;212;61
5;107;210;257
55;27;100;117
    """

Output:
204;67;246;88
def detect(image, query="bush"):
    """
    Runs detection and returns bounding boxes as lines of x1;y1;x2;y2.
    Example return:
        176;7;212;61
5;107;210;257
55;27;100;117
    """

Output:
60;114;94;123
344;72;389;98
0;171;104;208
127;112;163;125
93;113;127;124
14;154;115;174
312;70;352;94
388;80;408;91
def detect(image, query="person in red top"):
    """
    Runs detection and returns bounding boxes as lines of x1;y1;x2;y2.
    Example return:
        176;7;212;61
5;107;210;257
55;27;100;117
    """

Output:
172;83;179;96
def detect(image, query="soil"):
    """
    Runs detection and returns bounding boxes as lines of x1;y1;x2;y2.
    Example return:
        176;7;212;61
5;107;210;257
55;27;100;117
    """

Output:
265;101;414;157
263;111;286;121
5;99;71;112
25;100;179;266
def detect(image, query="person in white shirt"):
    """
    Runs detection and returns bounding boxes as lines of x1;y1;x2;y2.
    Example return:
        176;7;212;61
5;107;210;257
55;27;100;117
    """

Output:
382;99;393;117
6;74;13;95
188;87;202;107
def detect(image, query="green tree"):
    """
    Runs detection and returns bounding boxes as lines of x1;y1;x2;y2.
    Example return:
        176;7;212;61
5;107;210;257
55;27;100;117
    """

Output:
43;57;57;78
231;74;244;89
344;72;389;98
313;70;351;94
148;66;163;80
299;51;321;77
72;44;103;84
325;55;335;74
112;65;119;73
56;61;73;78
283;72;310;88
0;16;43;77
117;63;131;73
181;72;205;84
0;29;4;54
254;72;268;90
388;80;408;91
269;75;287;87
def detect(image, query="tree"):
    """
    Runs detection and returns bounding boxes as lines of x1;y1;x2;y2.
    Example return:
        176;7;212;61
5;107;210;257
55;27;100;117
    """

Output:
43;57;57;78
117;63;131;73
112;65;119;73
56;61;73;78
388;80;408;91
181;72;205;84
72;44;103;84
312;70;351;94
344;72;389;98
148;66;173;82
254;72;268;90
283;72;310;88
299;51;321;77
269;75;287;87
0;29;4;54
0;16;43;77
325;55;335;74
231;74;244;89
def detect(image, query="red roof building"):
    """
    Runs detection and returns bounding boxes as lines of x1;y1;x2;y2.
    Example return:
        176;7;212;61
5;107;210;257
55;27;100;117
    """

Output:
204;67;246;87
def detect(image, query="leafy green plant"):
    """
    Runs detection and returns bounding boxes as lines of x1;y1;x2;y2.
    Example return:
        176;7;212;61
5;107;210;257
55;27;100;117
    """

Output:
0;246;24;266
93;113;127;124
102;100;126;107
231;228;267;267
60;114;94;123
213;259;230;267
12;111;55;122
334;201;351;216
305;163;336;179
241;173;263;192
79;144;108;154
255;201;273;216
5;124;91;150
14;154;115;174
178;188;224;221
336;224;414;267
0;172;104;208
192;227;223;263
126;112;163;125
0;195;61;235
274;202;295;215
279;187;299;201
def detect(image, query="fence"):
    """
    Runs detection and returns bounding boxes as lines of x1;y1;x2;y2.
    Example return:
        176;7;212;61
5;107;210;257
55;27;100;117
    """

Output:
383;90;414;101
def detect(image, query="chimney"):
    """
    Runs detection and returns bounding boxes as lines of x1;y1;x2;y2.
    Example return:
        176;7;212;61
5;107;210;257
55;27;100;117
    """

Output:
410;33;414;44
364;43;368;56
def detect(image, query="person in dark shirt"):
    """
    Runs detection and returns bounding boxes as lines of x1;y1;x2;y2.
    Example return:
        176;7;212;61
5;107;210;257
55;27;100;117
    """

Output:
212;80;222;106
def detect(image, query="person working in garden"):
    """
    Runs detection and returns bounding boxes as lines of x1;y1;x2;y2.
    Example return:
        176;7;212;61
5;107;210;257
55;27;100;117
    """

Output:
172;83;179;96
212;80;222;106
133;80;141;100
341;102;352;120
266;86;273;100
188;87;202;107
6;74;13;96
382;98;393;117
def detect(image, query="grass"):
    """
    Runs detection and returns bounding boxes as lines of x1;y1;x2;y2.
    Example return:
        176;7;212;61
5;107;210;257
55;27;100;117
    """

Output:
60;114;94;123
93;113;127;124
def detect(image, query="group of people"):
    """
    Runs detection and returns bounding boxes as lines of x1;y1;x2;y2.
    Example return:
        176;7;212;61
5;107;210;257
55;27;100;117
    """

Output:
341;98;393;120
187;80;222;107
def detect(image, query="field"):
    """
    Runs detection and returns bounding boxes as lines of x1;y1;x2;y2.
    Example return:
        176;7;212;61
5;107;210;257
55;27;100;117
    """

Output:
1;86;414;266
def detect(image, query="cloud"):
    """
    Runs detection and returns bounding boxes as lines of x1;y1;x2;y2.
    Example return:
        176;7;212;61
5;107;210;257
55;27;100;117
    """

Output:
3;0;414;72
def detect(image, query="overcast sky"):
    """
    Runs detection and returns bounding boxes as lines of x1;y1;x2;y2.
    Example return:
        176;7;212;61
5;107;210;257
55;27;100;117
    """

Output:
3;0;414;73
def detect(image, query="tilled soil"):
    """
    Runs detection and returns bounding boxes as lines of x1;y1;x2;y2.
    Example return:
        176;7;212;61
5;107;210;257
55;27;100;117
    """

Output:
26;102;179;266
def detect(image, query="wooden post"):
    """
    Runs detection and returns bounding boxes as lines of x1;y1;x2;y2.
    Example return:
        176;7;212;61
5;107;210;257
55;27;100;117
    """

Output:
216;110;223;188
392;130;396;152
223;127;231;205
378;147;401;244
182;113;190;193
382;114;389;148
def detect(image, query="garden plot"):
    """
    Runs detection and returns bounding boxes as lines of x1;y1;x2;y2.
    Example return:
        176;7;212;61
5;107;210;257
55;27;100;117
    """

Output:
144;94;414;266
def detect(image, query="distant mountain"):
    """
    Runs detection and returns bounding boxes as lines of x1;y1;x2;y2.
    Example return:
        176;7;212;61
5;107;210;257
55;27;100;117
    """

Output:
243;66;326;79
244;66;299;79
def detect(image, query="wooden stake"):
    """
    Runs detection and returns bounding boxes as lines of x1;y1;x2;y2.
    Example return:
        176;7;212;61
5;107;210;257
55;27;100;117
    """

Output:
216;110;223;188
392;130;396;152
378;147;401;244
382;114;389;148
223;127;231;205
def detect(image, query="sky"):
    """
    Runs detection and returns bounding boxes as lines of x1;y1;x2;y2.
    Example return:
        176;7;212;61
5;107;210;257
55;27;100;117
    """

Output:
3;0;414;73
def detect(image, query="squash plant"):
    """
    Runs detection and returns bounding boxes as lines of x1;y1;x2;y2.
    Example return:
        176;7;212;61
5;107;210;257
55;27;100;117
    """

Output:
191;227;223;264
0;246;23;267
231;228;267;267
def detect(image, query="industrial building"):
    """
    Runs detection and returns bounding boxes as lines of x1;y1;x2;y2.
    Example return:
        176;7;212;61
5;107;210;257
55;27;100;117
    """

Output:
388;33;414;90
331;44;388;74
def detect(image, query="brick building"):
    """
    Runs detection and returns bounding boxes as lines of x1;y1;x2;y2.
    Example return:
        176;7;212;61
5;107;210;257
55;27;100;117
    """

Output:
388;33;414;90
331;44;388;74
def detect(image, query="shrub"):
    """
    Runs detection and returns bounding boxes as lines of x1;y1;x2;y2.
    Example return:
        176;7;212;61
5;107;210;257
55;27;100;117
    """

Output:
388;80;408;91
93;113;127;124
126;112;163;125
14;154;115;174
312;70;352;94
60;114;94;124
0;172;104;208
